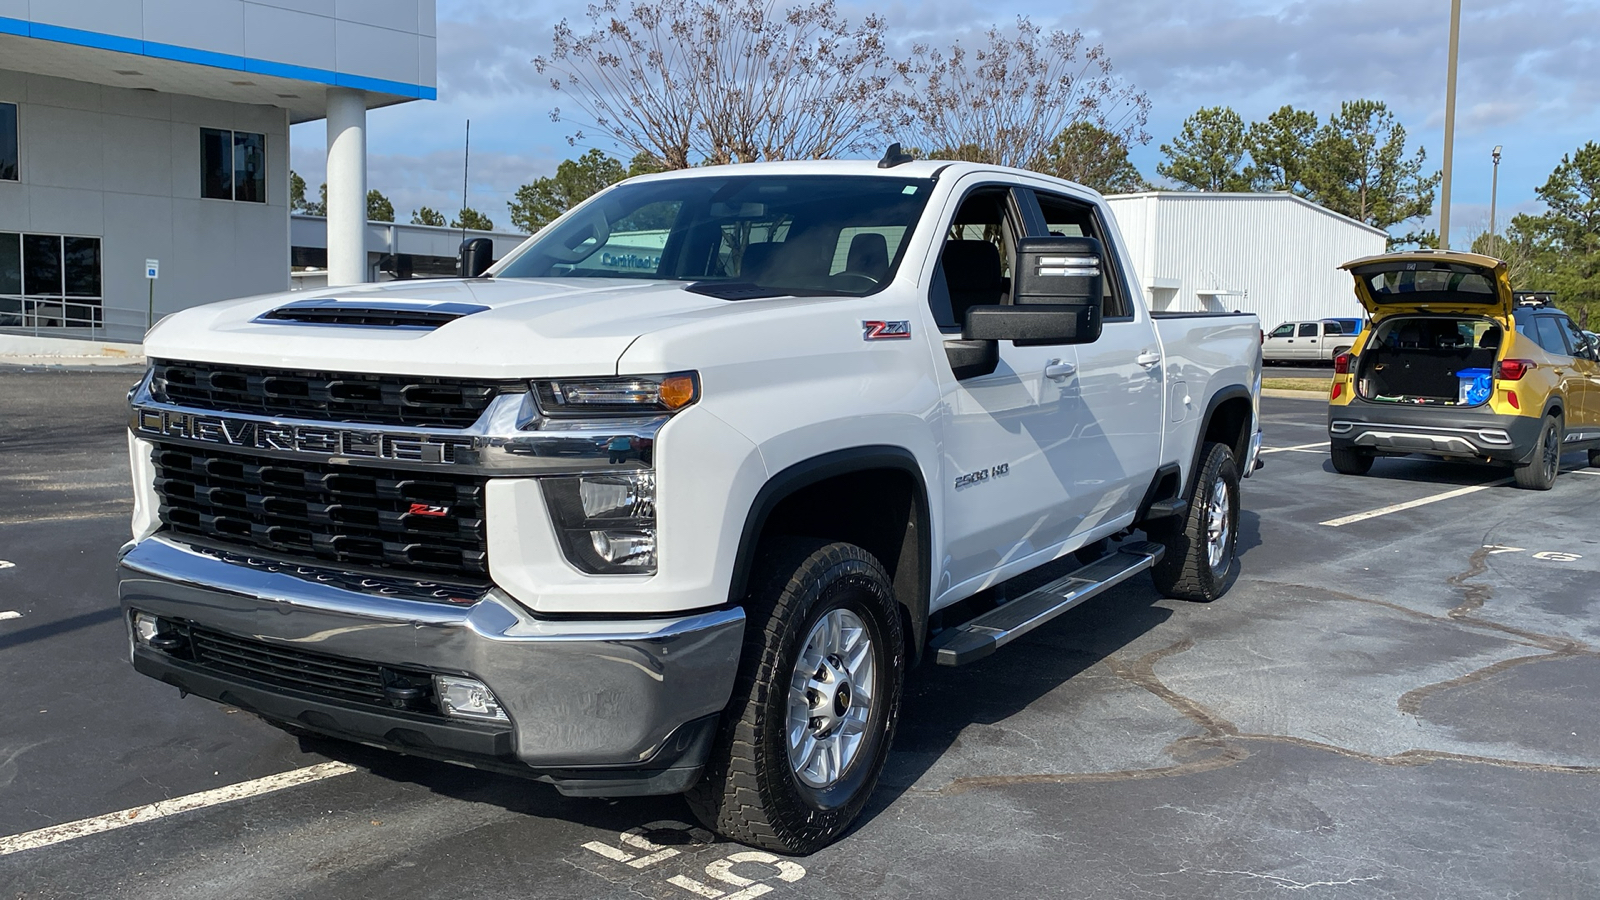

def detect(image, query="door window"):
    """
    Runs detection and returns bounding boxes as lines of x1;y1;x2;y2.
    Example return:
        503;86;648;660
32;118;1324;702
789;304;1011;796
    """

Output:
930;187;1020;331
1031;191;1130;318
1534;317;1571;357
1559;317;1596;361
1297;323;1318;337
1269;324;1294;338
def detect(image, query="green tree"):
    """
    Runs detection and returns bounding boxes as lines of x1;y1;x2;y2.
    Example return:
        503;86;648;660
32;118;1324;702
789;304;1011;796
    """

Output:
411;206;447;226
304;182;327;216
367;189;394;223
1245;105;1319;193
1157;106;1251;191
627;151;665;177
289;170;309;214
1503;142;1600;319
1301;100;1438;240
1032;121;1147;194
508;149;627;232
452;207;495;231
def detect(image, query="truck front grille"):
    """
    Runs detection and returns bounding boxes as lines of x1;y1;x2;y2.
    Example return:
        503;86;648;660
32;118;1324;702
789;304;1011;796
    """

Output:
187;626;437;713
151;359;522;428
153;445;488;578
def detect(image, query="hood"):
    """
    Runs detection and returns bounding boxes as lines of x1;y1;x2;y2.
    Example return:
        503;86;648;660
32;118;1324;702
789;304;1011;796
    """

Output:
1341;251;1513;321
142;278;740;378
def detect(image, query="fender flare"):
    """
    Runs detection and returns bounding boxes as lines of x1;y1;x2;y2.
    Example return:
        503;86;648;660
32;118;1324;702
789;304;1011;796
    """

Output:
1187;385;1254;496
728;445;933;662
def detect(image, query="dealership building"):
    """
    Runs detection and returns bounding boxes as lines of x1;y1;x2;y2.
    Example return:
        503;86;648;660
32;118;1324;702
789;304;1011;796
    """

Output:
0;1;445;345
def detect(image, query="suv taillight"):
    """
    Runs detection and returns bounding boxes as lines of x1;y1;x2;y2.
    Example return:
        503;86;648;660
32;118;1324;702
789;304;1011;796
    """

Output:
1333;352;1352;375
1497;359;1536;380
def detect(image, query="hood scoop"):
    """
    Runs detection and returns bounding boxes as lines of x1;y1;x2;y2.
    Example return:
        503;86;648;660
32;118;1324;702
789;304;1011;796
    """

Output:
255;297;490;330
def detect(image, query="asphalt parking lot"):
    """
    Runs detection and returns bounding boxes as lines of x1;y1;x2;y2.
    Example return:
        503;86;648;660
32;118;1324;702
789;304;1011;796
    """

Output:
3;367;1599;899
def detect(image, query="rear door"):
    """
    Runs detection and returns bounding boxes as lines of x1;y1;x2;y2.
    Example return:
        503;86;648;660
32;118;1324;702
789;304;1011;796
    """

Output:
1294;322;1320;360
1556;315;1600;431
1343;252;1514;322
1527;314;1591;428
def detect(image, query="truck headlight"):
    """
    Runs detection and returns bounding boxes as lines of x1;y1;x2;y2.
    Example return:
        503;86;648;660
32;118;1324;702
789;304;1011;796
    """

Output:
541;472;657;574
532;372;698;417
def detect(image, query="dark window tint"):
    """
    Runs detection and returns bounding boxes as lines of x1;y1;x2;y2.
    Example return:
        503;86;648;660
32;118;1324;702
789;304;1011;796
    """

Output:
1298;323;1318;337
233;131;265;203
1533;316;1569;356
0;102;16;181
0;233;19;294
1270;324;1294;338
22;234;61;295
63;237;100;297
201;128;232;199
1559;317;1593;360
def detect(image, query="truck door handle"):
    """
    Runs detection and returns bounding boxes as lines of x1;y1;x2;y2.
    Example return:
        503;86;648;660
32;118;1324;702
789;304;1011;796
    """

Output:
1136;351;1161;368
1044;359;1077;381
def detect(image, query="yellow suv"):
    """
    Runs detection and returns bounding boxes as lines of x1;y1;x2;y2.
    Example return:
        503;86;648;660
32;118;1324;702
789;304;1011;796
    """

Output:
1327;250;1600;490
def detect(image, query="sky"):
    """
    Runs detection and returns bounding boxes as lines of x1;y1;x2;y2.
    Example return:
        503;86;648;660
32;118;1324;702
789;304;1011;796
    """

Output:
290;0;1600;244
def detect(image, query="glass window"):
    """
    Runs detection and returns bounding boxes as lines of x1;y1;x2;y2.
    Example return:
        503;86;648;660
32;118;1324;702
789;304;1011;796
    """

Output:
201;128;266;202
1559;317;1594;360
0;102;16;181
201;128;232;200
1533;317;1569;356
1298;323;1318;337
0;233;19;294
22;234;61;296
233;131;265;203
497;175;932;299
1270;324;1294;338
1034;191;1130;318
63;237;101;297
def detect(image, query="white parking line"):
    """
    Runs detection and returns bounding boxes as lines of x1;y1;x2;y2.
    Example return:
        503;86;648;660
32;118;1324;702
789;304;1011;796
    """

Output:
1258;442;1328;454
1572;469;1600;476
0;611;20;620
1320;477;1514;527
0;762;356;856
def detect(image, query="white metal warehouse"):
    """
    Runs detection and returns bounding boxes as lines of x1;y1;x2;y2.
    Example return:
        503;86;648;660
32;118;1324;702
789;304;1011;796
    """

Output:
1104;192;1389;332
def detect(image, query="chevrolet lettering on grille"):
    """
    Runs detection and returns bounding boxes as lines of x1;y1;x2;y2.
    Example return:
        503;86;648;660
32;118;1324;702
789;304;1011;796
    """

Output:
135;408;474;463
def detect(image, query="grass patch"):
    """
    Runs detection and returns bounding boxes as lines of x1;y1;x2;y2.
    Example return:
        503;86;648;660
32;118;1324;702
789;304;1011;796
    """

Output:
1262;377;1332;393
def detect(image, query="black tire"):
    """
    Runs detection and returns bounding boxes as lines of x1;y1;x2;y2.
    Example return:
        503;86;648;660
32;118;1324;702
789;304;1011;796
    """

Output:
1149;442;1240;603
1330;446;1374;475
687;539;905;854
1589;448;1600;469
1514;414;1562;490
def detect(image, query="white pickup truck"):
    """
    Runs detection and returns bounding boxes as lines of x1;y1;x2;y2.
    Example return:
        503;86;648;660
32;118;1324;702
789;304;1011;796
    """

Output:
119;157;1263;854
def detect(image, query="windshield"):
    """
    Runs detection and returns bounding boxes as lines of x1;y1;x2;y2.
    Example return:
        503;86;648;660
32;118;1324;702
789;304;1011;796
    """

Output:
496;175;934;297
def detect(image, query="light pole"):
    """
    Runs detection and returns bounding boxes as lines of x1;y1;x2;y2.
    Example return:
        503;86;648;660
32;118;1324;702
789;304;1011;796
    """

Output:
1439;0;1462;249
1488;145;1502;258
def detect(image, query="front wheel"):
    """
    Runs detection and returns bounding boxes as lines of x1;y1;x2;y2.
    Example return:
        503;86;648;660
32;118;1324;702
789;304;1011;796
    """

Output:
1514;415;1562;490
687;539;905;854
1149;442;1240;603
1330;446;1374;475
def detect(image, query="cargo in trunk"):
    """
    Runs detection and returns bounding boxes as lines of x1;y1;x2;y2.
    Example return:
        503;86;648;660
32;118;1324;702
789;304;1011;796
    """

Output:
1355;316;1503;406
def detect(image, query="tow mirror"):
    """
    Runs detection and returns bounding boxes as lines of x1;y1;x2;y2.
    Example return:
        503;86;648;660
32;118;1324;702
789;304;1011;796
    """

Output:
961;236;1104;346
457;238;494;278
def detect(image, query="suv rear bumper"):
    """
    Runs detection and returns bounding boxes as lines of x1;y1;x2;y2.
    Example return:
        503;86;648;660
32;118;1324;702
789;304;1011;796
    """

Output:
1328;402;1542;464
119;536;744;796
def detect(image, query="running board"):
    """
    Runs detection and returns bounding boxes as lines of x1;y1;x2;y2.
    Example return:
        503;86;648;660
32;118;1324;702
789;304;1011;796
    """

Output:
930;541;1166;666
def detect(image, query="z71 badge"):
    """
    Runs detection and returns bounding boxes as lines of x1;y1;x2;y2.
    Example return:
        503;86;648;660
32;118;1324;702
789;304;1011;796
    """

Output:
862;320;912;341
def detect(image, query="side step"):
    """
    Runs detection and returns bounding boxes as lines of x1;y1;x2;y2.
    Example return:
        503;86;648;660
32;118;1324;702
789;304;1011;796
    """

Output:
929;541;1166;666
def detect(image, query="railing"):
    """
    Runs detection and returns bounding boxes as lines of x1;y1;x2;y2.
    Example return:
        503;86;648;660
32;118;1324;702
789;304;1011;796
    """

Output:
0;295;107;339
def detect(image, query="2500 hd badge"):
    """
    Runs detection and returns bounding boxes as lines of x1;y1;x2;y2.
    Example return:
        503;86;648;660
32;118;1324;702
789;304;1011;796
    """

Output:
954;462;1009;489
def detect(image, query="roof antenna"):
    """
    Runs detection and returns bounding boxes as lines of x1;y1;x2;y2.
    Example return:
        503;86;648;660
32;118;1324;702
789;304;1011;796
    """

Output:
878;143;914;169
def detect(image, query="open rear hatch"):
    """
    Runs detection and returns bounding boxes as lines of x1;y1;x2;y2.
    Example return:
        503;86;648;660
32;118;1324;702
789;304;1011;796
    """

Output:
1341;252;1512;407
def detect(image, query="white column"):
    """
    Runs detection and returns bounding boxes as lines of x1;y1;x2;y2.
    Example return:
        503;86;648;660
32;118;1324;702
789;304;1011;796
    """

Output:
325;88;368;286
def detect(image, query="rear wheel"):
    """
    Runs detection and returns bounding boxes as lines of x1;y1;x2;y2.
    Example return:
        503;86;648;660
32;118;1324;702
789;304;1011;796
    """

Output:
687;539;904;854
1589;448;1600;469
1514;414;1562;490
1149;442;1240;603
1330;446;1374;475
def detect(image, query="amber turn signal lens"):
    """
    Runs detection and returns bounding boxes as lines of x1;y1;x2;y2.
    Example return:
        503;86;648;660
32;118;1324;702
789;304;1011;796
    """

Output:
659;374;697;410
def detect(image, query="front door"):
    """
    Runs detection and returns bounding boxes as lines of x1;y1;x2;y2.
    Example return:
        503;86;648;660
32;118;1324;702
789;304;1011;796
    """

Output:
931;183;1081;598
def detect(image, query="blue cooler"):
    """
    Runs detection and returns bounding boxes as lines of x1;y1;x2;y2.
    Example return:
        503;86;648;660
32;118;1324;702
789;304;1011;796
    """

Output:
1457;367;1492;405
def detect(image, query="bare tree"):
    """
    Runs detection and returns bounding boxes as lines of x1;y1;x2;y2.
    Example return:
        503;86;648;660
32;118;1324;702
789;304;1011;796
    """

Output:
535;0;895;168
891;18;1151;170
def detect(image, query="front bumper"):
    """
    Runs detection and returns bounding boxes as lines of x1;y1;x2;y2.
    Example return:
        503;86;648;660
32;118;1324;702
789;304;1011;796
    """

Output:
119;536;745;796
1329;402;1543;464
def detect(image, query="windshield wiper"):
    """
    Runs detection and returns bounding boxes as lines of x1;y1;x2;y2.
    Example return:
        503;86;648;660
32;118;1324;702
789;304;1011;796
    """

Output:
684;281;804;301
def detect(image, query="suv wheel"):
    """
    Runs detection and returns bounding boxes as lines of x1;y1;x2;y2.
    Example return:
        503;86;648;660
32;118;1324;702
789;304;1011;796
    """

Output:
1514;414;1563;490
687;539;904;854
1588;448;1600;469
1330;446;1374;475
1149;442;1240;603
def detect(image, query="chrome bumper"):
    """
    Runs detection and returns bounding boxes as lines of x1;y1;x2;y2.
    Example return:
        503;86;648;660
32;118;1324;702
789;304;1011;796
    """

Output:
118;536;744;794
